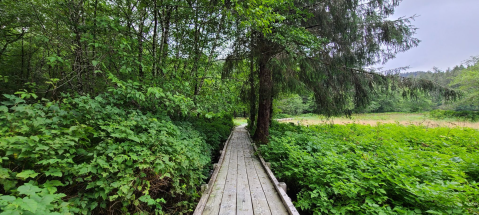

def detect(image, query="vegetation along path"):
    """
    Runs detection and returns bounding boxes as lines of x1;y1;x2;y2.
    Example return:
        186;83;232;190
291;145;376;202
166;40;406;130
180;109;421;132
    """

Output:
194;126;298;215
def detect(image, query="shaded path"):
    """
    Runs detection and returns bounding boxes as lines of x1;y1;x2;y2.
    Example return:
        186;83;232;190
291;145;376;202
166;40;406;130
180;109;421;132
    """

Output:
194;126;297;215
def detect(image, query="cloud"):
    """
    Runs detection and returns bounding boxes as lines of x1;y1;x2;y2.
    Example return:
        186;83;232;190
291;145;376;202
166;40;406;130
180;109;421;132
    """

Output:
378;0;479;72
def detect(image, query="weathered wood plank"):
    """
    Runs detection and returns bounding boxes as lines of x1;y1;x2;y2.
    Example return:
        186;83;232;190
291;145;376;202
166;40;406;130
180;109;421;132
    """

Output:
219;134;238;215
236;135;254;215
203;140;232;215
249;133;300;215
194;130;234;215
252;157;289;215
196;126;298;215
244;143;272;215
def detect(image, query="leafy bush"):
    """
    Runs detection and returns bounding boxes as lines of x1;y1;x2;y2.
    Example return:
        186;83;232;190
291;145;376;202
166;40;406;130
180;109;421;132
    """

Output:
246;118;256;136
430;109;479;122
260;122;479;214
0;83;233;214
184;114;234;157
275;94;310;115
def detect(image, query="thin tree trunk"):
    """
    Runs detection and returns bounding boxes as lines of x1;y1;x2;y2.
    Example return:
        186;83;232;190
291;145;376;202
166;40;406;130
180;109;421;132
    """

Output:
71;0;84;93
27;36;32;81
160;6;172;72
138;8;146;78
21;28;25;80
249;33;256;131
173;5;180;74
152;0;158;76
193;5;200;98
92;0;98;94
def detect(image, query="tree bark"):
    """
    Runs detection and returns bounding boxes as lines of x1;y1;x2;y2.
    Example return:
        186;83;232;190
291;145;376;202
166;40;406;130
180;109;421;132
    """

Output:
159;6;172;71
253;54;273;144
138;7;146;78
192;5;200;99
152;0;158;77
249;33;256;131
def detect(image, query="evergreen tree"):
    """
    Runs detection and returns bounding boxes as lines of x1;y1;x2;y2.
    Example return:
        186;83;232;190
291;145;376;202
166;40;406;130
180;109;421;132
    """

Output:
225;0;457;143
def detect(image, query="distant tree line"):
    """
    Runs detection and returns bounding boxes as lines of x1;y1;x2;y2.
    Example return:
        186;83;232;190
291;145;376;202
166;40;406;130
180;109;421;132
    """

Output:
274;56;479;116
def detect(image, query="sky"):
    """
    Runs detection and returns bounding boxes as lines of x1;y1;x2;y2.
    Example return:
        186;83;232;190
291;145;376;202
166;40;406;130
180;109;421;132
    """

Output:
376;0;479;73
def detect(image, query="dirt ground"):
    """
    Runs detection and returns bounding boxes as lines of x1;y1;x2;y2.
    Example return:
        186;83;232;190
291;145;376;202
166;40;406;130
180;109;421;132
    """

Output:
298;119;479;129
281;113;479;129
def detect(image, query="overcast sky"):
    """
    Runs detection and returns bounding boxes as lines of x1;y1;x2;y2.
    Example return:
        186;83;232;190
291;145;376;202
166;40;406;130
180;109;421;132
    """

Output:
376;0;479;73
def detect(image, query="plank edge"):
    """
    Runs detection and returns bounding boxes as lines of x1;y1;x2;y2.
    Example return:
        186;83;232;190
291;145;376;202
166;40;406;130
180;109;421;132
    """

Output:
246;130;301;215
193;127;235;215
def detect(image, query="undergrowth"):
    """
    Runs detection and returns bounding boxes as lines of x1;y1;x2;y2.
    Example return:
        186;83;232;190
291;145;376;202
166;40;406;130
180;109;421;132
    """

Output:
260;122;479;215
430;110;479;122
0;79;233;214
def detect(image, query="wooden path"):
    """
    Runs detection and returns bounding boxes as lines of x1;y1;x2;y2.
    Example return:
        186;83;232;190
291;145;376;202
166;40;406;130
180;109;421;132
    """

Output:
194;126;299;215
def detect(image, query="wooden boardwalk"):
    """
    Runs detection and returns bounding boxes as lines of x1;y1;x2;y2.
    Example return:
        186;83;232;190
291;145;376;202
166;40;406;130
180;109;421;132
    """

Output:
194;126;299;215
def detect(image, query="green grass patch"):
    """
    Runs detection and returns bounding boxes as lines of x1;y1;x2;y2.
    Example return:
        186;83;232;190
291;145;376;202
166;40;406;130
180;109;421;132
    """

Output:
260;122;479;214
234;117;247;126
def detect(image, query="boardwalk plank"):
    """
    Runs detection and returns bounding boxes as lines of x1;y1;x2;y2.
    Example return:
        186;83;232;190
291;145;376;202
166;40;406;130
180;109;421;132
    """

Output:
244;143;271;215
252;157;289;215
197;126;294;215
236;135;254;215
203;139;232;215
219;134;238;215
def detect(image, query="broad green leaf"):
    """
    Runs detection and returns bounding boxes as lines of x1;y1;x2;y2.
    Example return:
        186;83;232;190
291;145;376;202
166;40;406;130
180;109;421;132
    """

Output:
128;136;140;143
45;168;62;177
17;183;42;196
0;209;22;215
21;198;38;213
30;136;40;142
1;180;17;192
0;196;16;203
16;170;39;180
0;168;10;179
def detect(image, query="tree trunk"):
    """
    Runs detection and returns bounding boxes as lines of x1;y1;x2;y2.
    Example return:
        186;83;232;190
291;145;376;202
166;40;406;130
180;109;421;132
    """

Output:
159;6;172;71
192;6;200;99
249;33;256;131
253;54;273;144
21;28;24;80
91;0;98;94
138;8;146;78
152;0;158;77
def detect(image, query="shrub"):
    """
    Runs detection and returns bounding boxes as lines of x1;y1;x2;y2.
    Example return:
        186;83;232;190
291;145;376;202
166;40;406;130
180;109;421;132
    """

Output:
261;122;479;214
430;109;479;122
273;113;292;119
185;114;234;156
0;89;232;214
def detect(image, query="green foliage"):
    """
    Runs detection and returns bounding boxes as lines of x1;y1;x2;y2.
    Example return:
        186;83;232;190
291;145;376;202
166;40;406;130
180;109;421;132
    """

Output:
0;75;7;83
261;122;479;214
449;56;479;107
430;110;479;122
274;94;311;116
273;113;292;119
246;118;257;136
353;89;437;114
0;86;233;214
182;114;234;156
0;183;72;215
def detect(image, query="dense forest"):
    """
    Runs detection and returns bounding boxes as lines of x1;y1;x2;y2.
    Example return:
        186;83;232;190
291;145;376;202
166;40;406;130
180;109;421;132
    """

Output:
0;0;474;214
